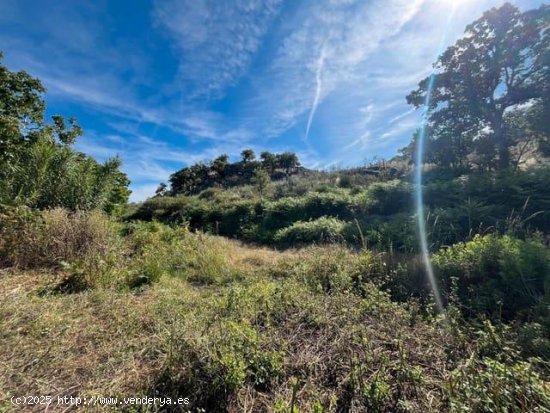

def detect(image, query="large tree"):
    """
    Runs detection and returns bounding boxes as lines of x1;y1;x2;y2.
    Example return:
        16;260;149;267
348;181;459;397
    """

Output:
407;3;550;169
0;51;130;212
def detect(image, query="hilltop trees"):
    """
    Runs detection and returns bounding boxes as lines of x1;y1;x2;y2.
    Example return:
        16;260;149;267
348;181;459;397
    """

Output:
0;51;130;213
241;149;255;163
407;3;550;169
260;151;277;174
277;152;300;175
168;151;301;196
212;154;229;177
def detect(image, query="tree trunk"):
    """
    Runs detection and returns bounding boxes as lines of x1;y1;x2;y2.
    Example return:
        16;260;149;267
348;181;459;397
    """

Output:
493;118;510;169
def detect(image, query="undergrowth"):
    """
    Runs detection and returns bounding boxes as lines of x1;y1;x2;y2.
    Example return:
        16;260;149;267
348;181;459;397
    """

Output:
1;208;549;412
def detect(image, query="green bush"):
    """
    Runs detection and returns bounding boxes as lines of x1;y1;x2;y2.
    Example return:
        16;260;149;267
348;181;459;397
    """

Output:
433;234;550;319
124;222;239;286
516;322;550;359
124;196;190;221
364;180;412;215
347;213;417;252
274;217;346;247
338;174;353;188
449;357;550;412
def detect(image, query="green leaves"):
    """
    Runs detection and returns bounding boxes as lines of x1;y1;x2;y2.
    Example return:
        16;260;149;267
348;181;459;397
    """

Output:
433;234;550;320
407;3;550;169
0;51;130;213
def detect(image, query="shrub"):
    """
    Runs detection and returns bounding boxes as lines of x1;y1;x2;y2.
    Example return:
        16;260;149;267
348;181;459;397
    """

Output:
364;180;412;215
0;206;118;269
433;234;550;320
338;174;352;188
347;214;417;252
124;222;238;286
0;206;125;290
449;357;550;412
124;196;189;222
155;281;291;410
516;322;550;359
274;217;346;247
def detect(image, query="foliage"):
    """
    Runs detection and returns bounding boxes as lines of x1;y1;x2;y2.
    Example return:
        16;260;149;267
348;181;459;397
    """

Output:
0;206;124;290
362;180;412;215
274;217;346;246
0;52;130;213
252;167;271;199
128;165;550;255
433;234;550;320
449;357;550;412
406;3;550;169
0;207;117;269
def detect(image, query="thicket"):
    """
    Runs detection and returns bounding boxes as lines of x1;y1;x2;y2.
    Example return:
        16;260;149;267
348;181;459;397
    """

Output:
127;167;550;252
0;52;130;214
167;149;301;196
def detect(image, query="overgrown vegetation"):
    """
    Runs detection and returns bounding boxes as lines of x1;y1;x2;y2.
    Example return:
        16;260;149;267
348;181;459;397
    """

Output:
1;3;550;412
127;167;550;252
0;52;130;214
1;214;549;412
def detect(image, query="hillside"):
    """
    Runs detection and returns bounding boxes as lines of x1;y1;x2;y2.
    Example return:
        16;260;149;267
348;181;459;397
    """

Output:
1;2;550;412
2;221;549;412
127;159;550;253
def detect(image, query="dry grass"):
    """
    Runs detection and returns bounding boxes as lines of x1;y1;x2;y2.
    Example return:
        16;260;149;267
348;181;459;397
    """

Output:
1;225;548;412
0;243;450;412
0;270;163;412
0;208;119;269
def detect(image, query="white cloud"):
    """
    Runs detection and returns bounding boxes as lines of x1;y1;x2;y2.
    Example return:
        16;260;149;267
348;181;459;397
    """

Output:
244;0;425;140
304;41;328;142
153;0;283;99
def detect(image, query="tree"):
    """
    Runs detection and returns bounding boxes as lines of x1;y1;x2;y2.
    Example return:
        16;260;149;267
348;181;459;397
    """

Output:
155;182;168;197
252;168;270;199
276;152;300;175
0;50;45;179
169;162;210;195
212;154;229;177
407;3;550;169
504;103;549;169
0;51;130;213
260;151;277;174
241;149;255;163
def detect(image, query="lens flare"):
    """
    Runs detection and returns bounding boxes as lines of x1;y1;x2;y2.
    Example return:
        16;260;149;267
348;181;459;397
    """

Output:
414;7;457;314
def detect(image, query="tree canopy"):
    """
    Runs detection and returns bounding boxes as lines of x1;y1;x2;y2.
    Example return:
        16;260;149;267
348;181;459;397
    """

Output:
168;151;301;196
406;3;549;169
0;52;130;213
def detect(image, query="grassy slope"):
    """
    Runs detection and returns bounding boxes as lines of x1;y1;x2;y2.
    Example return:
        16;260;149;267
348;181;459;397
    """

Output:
2;233;548;412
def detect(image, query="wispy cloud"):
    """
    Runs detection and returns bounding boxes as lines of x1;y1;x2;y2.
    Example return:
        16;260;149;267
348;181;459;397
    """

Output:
153;0;282;100
246;0;425;140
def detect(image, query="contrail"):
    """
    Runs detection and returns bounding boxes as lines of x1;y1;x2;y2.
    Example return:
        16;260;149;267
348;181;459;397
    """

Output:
304;41;327;142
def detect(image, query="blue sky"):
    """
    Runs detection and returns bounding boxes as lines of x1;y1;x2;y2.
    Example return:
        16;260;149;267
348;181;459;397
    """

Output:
0;0;544;201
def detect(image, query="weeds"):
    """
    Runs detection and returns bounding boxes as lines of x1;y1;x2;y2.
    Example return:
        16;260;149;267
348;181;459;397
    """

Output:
1;211;549;412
